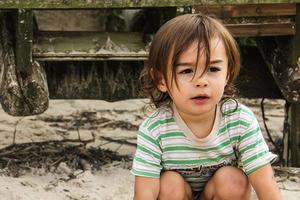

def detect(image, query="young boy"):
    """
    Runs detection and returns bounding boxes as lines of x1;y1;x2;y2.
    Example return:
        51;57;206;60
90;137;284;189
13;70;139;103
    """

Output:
131;14;282;200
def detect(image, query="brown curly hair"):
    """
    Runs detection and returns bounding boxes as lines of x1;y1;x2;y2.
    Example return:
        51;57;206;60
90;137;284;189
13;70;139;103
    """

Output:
140;14;240;108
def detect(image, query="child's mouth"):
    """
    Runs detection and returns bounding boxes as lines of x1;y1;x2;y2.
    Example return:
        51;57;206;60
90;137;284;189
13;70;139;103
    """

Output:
191;95;209;105
192;95;209;100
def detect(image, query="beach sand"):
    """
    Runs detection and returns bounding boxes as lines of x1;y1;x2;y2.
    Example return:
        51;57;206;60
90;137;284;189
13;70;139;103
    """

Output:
0;99;299;200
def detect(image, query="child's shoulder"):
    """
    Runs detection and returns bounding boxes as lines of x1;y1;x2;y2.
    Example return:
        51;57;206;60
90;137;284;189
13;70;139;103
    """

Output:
221;99;256;119
140;107;174;130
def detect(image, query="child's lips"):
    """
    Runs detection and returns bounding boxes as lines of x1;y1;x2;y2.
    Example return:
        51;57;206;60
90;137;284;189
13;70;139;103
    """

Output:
191;95;210;105
191;95;209;99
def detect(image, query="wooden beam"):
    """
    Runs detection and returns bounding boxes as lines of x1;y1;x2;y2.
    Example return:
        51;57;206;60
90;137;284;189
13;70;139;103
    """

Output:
226;22;295;37
32;20;296;60
288;103;300;167
34;10;107;32
35;57;147;61
33;32;148;61
194;3;296;18
0;0;298;9
0;11;49;116
286;4;300;167
193;4;297;37
14;9;33;76
290;3;300;66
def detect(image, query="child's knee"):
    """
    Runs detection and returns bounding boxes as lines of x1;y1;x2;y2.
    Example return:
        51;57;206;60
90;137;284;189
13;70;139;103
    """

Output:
213;166;250;199
159;171;191;200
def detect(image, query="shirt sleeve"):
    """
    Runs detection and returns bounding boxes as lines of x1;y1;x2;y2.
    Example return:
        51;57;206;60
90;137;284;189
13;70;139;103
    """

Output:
238;108;277;175
131;126;163;178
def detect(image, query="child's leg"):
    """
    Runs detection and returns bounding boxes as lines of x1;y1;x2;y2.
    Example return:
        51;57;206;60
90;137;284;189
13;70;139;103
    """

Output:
158;171;193;200
200;166;251;200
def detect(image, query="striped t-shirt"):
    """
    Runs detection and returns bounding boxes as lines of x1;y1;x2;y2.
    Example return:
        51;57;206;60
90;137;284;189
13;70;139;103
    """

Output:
131;100;277;192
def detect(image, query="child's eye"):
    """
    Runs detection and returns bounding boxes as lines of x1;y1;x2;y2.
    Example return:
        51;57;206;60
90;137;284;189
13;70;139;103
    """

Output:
178;68;194;74
207;66;220;73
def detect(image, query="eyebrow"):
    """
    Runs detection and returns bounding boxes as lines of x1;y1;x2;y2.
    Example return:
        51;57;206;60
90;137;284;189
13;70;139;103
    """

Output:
210;59;223;64
175;59;223;67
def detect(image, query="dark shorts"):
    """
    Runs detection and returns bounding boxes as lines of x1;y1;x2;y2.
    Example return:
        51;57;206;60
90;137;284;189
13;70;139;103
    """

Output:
193;191;202;200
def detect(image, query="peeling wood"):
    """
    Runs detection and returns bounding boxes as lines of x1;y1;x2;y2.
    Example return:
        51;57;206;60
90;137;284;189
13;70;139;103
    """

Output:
194;3;296;37
194;3;296;17
227;22;295;37
34;10;108;32
44;61;143;101
0;12;49;116
14;9;33;75
0;0;298;9
33;32;149;61
36;57;147;61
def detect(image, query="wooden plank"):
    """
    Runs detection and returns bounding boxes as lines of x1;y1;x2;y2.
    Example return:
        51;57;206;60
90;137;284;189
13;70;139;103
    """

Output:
194;3;296;18
0;0;298;9
226;22;295;37
33;32;148;61
35;57;147;61
34;10;107;32
32;21;295;61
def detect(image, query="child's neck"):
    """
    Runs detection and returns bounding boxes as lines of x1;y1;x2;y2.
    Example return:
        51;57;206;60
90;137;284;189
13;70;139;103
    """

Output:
176;106;217;139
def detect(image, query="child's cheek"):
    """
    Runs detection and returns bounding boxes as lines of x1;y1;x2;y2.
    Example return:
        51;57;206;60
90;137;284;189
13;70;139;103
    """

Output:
176;75;193;83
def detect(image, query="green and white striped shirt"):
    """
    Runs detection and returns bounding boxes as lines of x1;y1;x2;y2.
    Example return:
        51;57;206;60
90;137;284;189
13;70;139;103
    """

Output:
131;100;277;192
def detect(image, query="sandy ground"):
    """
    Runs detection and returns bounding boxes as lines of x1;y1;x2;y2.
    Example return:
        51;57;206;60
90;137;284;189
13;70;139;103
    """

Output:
0;98;299;200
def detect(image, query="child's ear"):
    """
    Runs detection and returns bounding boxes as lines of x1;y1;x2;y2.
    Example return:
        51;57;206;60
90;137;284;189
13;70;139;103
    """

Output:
157;78;168;92
150;68;168;92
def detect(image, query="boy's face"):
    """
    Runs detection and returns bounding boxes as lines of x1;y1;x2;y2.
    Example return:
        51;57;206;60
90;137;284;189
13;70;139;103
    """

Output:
158;37;228;120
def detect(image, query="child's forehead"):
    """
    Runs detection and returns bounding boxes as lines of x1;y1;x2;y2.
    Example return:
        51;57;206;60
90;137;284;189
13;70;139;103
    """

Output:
181;41;202;55
174;37;224;60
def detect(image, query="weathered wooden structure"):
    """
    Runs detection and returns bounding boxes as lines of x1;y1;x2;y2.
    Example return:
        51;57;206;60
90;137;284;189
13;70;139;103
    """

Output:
0;1;299;166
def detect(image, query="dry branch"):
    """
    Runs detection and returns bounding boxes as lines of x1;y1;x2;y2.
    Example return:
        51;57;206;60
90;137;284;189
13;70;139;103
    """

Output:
0;138;130;177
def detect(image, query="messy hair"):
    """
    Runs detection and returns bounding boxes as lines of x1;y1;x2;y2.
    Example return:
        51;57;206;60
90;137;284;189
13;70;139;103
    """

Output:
140;13;240;108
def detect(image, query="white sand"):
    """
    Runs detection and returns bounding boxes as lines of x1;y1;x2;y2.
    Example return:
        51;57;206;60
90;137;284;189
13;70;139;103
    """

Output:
0;99;299;200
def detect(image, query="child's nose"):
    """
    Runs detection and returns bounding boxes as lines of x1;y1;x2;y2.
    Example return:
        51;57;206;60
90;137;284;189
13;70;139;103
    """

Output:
193;75;208;87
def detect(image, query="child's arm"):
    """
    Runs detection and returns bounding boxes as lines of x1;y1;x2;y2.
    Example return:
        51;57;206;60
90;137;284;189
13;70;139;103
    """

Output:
134;176;159;200
249;164;282;200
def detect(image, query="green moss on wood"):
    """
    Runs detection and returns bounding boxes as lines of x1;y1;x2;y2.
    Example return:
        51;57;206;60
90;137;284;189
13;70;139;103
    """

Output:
0;0;298;9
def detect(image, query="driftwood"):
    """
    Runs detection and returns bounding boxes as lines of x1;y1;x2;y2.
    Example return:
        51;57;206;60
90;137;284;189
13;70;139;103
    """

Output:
0;138;130;177
0;13;49;116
